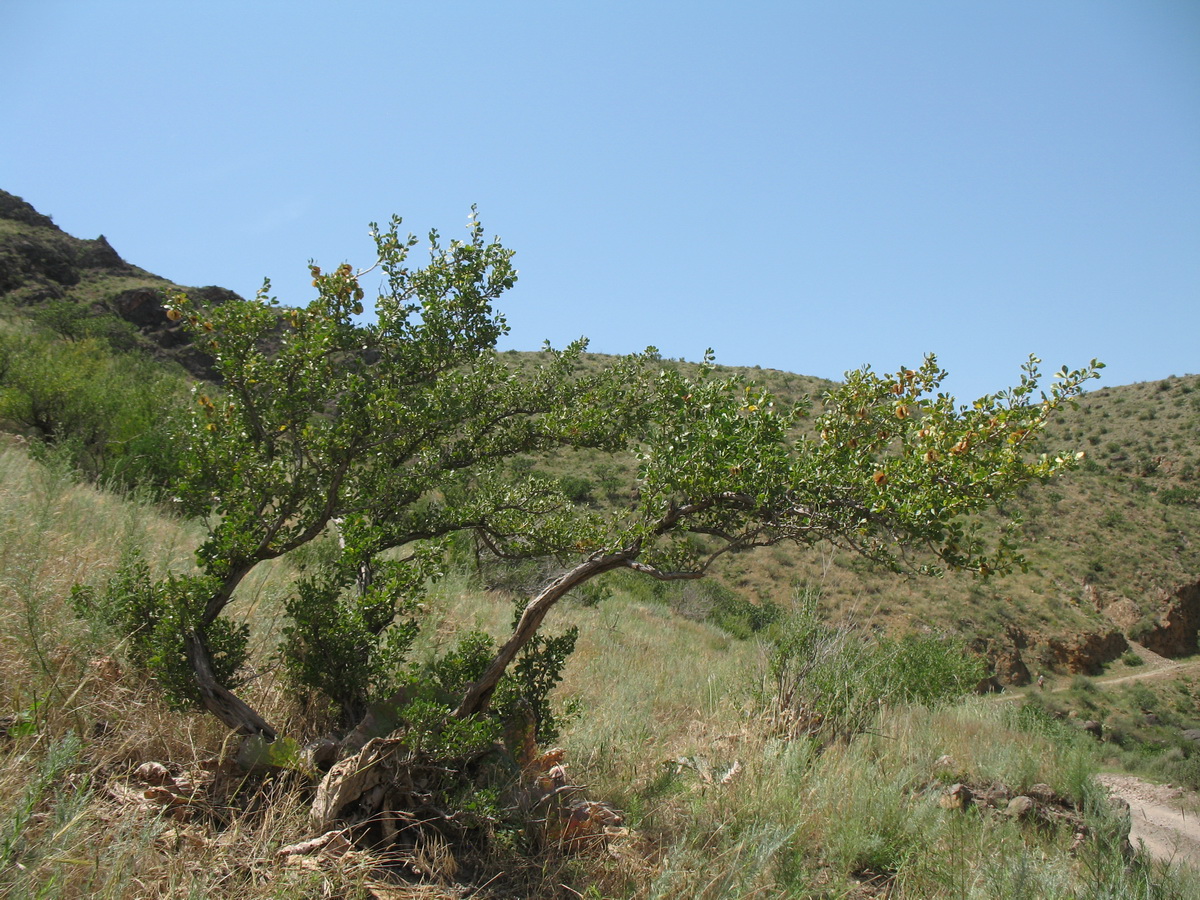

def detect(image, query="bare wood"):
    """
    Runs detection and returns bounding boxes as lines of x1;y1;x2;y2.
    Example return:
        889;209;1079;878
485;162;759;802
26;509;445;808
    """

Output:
185;631;277;740
454;550;634;719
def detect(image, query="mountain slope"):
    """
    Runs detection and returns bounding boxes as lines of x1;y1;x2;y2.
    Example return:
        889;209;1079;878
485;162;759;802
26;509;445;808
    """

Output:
2;188;1198;683
0;189;237;377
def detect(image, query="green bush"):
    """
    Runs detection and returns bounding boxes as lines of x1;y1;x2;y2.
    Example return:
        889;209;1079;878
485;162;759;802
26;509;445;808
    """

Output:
281;559;422;724
71;556;248;709
0;330;189;495
1158;486;1200;507
557;474;595;504
766;595;985;739
663;579;779;637
405;625;578;743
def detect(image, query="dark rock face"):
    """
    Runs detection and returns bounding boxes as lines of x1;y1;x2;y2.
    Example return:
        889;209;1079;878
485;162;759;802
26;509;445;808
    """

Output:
974;625;1033;687
0;189;237;380
0;233;80;296
77;235;125;270
1137;582;1200;658
1041;630;1128;675
0;191;56;229
994;647;1031;686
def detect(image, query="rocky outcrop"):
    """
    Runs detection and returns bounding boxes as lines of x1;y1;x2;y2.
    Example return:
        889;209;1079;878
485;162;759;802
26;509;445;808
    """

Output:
1100;581;1200;659
974;625;1032;687
1040;629;1128;675
0;189;241;380
993;645;1031;686
1103;597;1141;634
1133;582;1200;658
0;191;56;229
0;191;137;300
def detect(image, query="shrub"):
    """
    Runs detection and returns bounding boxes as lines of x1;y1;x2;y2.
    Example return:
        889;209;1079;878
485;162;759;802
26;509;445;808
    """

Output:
281;559;423;724
557;474;595;504
1071;675;1097;693
1158;486;1200;507
766;595;985;739
71;556;248;709
0;330;189;495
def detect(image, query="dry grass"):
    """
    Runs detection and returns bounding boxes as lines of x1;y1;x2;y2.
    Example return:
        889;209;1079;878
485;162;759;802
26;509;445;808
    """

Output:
3;441;1199;898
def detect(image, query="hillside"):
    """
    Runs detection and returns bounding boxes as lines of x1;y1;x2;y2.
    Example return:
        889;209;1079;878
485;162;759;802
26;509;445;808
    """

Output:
2;437;1196;898
0;189;236;378
3;191;1200;897
2;188;1198;687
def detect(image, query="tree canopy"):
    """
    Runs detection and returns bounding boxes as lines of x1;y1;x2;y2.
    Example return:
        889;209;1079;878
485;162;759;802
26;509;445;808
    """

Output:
93;210;1101;744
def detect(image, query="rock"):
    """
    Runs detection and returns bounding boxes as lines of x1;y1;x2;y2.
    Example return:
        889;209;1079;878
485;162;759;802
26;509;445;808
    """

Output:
134;761;174;786
236;734;304;773
1136;582;1200;657
1181;729;1200;745
1004;796;1036;820
77;235;124;269
1080;720;1103;739
1025;783;1056;803
303;737;341;771
939;783;974;810
975;785;1012;808
1103;597;1142;633
995;650;1032;686
0;190;57;228
1041;630;1128;675
974;625;1032;687
974;674;1004;694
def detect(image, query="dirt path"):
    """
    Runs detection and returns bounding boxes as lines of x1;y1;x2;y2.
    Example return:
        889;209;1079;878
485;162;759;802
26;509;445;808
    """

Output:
1098;774;1200;868
1093;658;1200;688
995;646;1200;702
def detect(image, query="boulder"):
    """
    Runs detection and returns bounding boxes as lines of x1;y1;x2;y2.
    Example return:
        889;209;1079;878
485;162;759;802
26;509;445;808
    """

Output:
1004;796;1036;820
1136;582;1200;658
1041;630;1128;675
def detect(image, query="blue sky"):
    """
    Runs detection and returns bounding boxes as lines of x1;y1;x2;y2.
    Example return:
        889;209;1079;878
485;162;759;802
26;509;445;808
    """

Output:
2;1;1197;401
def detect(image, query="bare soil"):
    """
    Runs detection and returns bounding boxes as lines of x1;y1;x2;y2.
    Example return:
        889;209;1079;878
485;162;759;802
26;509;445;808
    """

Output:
1099;774;1200;868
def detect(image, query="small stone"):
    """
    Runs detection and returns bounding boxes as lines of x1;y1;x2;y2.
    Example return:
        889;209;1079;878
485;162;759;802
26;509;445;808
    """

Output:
303;737;340;771
1026;783;1056;803
1005;796;1036;819
939;783;974;810
134;761;174;786
975;784;1012;808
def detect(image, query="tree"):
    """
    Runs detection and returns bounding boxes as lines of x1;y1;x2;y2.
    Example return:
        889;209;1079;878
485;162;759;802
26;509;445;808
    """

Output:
96;208;1101;752
130;212;651;738
455;352;1101;718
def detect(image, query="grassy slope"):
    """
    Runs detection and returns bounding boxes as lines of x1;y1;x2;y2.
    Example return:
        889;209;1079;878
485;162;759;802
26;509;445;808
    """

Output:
528;361;1200;675
4;187;1198;666
2;441;1199;898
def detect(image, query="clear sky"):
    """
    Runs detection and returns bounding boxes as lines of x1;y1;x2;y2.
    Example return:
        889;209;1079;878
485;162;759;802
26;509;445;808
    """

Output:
2;1;1197;401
